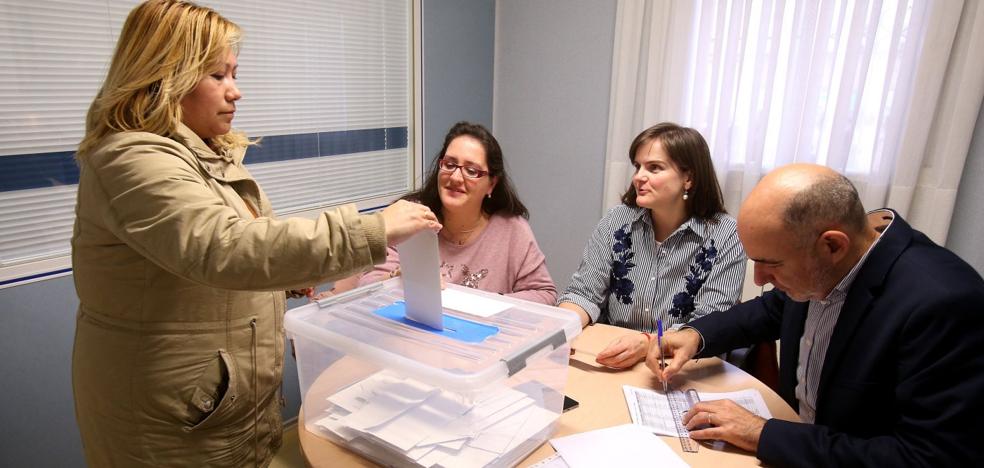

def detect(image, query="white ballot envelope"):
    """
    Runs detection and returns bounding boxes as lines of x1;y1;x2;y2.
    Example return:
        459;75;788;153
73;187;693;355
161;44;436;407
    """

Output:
397;231;444;329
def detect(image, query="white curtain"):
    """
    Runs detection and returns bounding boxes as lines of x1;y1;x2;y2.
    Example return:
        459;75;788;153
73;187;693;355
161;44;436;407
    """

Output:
603;0;984;244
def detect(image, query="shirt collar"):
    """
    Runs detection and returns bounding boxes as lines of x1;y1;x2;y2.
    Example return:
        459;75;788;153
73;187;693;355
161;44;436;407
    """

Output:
681;216;711;240
627;205;650;223
628;206;710;242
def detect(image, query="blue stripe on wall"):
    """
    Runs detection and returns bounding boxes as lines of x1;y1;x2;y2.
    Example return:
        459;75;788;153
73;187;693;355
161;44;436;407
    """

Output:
0;267;73;287
246;126;408;164
0;151;80;192
0;126;408;192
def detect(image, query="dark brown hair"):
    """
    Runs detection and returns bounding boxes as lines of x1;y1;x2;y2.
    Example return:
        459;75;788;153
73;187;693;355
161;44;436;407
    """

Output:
404;121;528;221
621;122;726;220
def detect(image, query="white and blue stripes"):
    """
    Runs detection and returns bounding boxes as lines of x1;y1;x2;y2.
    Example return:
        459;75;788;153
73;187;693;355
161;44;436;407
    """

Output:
559;205;746;332
0;127;407;193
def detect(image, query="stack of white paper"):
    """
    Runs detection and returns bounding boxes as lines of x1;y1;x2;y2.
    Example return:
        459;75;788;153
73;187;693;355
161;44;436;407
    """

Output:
440;288;512;318
314;371;558;467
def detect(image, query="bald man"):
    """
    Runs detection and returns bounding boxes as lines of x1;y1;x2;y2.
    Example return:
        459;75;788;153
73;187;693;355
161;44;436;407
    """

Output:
646;164;984;466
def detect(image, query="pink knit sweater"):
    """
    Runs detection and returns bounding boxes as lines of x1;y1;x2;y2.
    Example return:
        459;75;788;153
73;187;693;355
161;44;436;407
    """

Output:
359;214;557;305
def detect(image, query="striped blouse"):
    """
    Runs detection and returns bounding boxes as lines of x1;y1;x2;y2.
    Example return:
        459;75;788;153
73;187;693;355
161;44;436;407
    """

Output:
558;205;746;332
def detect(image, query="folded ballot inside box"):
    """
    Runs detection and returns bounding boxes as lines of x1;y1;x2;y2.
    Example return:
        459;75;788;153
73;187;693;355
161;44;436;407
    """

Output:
285;279;581;468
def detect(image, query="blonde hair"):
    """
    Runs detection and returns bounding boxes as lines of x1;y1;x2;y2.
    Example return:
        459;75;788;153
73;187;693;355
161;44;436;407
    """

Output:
78;0;249;158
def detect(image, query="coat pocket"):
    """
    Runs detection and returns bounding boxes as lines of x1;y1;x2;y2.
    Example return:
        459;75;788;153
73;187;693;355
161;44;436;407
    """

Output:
182;348;239;432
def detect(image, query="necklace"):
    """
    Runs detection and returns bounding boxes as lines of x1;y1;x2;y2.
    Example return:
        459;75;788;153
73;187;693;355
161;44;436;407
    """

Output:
441;215;487;246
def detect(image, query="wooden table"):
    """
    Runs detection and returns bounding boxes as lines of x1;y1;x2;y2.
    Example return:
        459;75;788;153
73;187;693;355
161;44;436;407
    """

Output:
298;324;799;467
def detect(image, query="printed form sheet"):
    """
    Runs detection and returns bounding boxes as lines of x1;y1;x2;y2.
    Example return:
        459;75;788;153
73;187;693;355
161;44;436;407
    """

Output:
622;385;772;436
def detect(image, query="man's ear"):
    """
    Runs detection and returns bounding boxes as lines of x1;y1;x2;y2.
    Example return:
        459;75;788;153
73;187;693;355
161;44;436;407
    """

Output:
817;230;850;262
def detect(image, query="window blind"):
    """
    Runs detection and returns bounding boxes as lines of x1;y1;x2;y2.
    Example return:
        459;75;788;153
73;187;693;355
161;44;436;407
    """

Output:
0;0;414;286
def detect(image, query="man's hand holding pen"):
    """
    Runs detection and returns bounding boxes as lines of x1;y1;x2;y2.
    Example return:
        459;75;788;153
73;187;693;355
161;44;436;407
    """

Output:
645;327;701;385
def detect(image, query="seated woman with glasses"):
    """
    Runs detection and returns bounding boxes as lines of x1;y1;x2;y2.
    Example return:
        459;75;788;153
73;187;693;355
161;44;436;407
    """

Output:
558;122;746;368
356;121;557;304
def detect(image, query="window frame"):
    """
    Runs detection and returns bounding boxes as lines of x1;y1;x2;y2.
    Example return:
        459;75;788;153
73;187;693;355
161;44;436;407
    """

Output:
0;0;424;289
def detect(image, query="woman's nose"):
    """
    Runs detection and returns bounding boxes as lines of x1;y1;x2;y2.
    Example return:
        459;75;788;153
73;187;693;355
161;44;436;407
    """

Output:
449;166;465;182
227;82;242;101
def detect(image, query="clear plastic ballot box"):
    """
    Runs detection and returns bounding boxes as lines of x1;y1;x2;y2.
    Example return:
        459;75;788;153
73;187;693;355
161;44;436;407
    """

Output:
285;279;581;468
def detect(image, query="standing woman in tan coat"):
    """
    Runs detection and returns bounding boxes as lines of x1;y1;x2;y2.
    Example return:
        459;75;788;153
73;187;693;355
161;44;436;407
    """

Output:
71;1;440;466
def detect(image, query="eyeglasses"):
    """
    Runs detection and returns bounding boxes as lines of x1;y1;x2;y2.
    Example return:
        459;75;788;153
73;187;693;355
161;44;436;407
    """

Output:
439;158;489;179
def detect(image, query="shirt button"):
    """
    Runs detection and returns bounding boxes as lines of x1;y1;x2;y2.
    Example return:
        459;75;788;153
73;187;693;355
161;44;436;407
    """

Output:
650;277;656;281
644;308;650;313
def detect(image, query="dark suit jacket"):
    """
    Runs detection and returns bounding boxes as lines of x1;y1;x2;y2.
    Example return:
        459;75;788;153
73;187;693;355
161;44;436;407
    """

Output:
690;211;984;467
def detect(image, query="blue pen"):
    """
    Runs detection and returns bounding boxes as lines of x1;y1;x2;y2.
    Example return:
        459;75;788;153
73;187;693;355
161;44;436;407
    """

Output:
657;319;668;394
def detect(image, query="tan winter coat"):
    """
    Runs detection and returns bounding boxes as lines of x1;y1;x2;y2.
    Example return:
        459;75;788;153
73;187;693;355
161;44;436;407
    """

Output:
71;123;386;467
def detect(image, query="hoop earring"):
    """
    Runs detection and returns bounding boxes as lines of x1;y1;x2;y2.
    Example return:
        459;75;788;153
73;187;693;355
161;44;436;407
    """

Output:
683;190;689;201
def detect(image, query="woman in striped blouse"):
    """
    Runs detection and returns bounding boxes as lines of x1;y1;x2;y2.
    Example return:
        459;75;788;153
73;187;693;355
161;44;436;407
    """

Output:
558;123;746;368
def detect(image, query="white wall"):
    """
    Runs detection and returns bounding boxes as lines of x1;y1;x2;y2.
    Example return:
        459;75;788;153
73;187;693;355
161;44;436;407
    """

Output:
0;276;82;467
947;98;984;276
422;0;495;168
493;0;618;290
